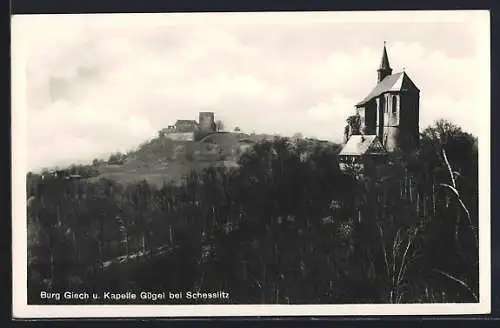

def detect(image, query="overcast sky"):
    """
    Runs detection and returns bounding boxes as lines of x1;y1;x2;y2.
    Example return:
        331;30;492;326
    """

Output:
12;11;489;171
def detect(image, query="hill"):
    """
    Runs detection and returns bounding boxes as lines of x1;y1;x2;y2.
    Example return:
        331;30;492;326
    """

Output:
26;120;480;305
32;132;340;189
85;132;292;187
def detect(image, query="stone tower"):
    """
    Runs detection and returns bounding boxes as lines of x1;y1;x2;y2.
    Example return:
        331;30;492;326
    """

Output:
355;43;420;153
199;112;216;133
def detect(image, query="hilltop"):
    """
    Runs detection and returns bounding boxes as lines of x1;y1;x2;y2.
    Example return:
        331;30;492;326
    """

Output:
31;131;335;189
92;132;248;187
30;131;340;189
30;107;342;188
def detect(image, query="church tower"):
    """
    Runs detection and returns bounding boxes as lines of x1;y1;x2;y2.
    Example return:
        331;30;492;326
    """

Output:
377;42;393;83
354;43;420;153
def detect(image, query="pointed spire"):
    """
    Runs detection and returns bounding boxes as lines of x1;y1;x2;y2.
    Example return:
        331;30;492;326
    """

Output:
379;41;391;70
377;41;393;83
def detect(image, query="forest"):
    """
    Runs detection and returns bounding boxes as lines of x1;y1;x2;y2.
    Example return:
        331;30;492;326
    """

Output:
26;119;479;304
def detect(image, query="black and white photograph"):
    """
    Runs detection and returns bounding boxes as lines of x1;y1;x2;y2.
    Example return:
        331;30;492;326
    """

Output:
12;10;490;318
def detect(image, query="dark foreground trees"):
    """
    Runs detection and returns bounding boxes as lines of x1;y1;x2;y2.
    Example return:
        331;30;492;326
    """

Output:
26;120;479;304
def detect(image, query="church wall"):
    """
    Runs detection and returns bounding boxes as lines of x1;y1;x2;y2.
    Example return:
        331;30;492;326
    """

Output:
382;126;400;152
376;93;400;151
383;93;399;127
375;97;385;139
380;92;421;152
359;101;377;135
399;90;420;151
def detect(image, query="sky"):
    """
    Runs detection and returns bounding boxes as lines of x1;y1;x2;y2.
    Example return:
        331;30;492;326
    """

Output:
12;11;490;171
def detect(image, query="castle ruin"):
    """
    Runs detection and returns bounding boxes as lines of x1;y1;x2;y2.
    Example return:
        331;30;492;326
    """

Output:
158;111;216;141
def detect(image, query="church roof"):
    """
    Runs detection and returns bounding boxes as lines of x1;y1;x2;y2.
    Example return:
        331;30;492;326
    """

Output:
339;135;387;156
356;71;419;107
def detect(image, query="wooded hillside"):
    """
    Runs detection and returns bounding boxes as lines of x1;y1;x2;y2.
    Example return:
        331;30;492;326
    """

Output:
26;120;479;304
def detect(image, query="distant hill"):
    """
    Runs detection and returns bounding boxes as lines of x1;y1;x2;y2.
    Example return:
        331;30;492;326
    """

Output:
32;132;340;189
87;132;281;187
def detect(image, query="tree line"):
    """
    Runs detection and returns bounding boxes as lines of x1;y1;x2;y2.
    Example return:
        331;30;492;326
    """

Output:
26;120;479;304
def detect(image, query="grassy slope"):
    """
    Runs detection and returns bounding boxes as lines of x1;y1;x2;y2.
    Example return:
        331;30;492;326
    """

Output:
90;132;255;187
83;132;339;188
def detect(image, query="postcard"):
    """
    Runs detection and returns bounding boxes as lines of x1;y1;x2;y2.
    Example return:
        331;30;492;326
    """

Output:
11;10;491;318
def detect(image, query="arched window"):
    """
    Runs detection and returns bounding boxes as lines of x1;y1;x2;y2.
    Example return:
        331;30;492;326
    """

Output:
392;95;397;114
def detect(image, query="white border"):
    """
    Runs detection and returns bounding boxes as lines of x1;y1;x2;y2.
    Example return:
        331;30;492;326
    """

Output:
11;10;491;318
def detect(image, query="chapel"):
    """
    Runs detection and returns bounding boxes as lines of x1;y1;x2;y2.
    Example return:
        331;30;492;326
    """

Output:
340;42;420;164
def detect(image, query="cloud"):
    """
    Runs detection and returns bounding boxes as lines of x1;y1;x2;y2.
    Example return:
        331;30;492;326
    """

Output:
420;94;480;135
27;99;154;169
13;13;489;170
